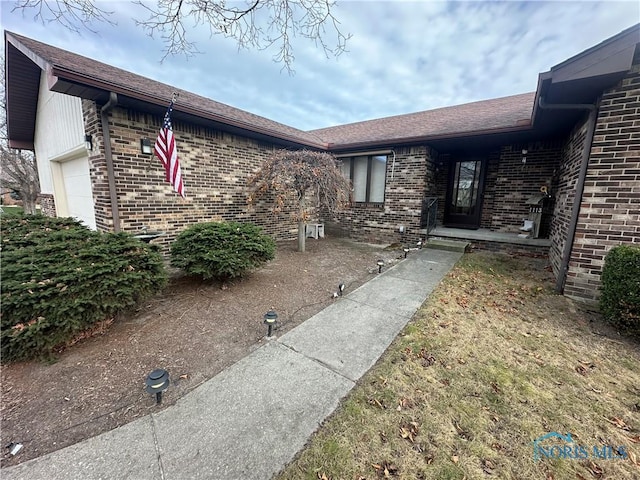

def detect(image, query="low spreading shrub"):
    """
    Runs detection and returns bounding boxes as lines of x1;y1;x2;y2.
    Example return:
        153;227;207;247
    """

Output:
1;214;168;361
170;221;275;280
600;245;640;337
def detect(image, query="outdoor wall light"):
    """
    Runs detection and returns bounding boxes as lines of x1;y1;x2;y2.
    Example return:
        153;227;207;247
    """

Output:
403;247;410;258
145;368;170;405
84;134;93;151
377;259;385;273
263;310;278;337
338;283;345;296
140;138;153;155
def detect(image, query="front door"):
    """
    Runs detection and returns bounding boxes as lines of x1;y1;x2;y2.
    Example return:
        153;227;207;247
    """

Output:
444;158;486;229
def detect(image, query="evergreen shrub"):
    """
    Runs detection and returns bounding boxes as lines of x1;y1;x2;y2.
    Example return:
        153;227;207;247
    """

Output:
170;221;275;280
600;245;640;337
1;214;168;361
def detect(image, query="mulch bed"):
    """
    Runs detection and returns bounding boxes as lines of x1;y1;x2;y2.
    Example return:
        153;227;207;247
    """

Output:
1;237;403;467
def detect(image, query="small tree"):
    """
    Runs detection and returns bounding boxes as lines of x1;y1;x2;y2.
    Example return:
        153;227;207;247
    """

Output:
1;149;40;214
247;149;350;252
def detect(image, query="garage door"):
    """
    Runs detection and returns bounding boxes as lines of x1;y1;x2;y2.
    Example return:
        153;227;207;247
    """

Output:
60;156;97;230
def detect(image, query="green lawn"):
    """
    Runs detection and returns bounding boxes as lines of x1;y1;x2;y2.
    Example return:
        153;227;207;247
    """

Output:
278;252;640;480
0;205;24;216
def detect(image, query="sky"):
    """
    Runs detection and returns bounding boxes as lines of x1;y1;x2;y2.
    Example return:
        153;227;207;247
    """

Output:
1;1;639;131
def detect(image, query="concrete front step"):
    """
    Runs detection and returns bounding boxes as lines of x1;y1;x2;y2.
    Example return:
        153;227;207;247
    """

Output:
425;238;470;253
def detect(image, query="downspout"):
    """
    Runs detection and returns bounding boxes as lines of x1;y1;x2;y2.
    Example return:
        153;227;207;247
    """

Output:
537;96;598;293
99;92;121;232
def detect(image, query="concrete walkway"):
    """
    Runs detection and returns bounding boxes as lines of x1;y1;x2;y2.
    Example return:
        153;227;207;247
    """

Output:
3;248;462;480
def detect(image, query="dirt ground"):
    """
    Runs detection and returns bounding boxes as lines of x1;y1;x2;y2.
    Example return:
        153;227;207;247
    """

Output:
1;236;403;468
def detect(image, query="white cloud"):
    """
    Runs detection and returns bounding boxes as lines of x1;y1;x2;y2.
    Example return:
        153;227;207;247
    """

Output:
2;1;638;130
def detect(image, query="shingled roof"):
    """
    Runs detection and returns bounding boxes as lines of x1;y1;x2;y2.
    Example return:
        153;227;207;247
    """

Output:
310;93;535;149
5;32;327;149
11;28;633;152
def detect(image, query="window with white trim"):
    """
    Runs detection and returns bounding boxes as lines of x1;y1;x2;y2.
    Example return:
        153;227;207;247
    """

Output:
340;155;387;203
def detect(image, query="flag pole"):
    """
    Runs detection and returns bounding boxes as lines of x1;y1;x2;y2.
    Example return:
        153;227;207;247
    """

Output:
154;92;185;198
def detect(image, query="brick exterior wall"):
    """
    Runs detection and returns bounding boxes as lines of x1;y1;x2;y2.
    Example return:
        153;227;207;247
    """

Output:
434;144;561;234
37;193;56;217
562;51;640;303
325;146;434;244
548;115;589;279
433;153;449;227
83;100;109;230
72;52;637;304
468;240;551;257
490;142;561;233
479;150;501;229
83;102;298;251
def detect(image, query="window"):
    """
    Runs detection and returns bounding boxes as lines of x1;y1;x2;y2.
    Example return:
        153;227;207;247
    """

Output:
340;155;387;203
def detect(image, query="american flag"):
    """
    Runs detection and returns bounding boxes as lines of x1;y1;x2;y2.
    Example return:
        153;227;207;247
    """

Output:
154;99;185;197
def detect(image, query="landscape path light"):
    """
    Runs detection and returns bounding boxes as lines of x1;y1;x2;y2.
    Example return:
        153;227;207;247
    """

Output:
263;310;278;337
403;246;410;258
338;283;345;296
145;368;170;405
377;259;384;273
417;239;423;249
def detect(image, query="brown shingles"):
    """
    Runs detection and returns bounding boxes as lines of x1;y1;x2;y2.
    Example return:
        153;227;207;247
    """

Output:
309;93;535;147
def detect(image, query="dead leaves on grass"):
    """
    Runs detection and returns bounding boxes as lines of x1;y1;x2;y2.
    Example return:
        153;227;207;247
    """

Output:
588;461;604;478
627;434;640;443
481;458;496;475
399;422;419;443
309;259;635;480
605;416;631;431
402;347;436;367
456;295;469;309
575;362;596;376
367;397;386;410
396;397;415;411
453;419;474;441
491;442;507;453
372;461;398;477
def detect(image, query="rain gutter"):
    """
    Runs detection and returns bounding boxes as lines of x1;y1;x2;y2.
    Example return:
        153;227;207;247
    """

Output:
99;92;121;232
51;67;327;150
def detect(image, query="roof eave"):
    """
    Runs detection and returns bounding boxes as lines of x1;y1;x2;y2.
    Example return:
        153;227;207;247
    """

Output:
550;23;639;74
327;124;534;152
531;24;639;122
51;66;327;150
8;139;35;150
5;33;45;149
